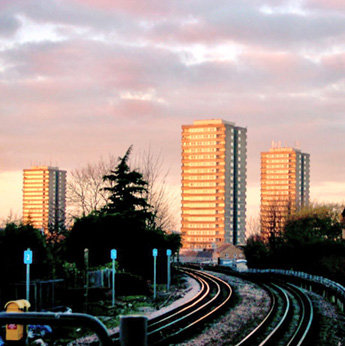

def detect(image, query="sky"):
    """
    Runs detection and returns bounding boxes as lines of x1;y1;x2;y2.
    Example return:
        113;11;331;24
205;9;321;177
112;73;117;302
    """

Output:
1;0;345;226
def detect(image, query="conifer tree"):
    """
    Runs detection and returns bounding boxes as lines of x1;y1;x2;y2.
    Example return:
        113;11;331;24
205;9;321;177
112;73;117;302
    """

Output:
101;146;155;226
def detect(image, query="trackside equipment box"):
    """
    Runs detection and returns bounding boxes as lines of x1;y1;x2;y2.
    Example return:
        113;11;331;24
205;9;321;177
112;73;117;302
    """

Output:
4;299;31;341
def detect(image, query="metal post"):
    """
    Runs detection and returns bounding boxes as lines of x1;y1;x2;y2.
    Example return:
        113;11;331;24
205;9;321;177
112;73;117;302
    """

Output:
24;248;33;302
112;259;115;306
153;249;157;300
153;256;157;300
26;261;30;302
111;249;117;306
166;249;171;291
84;248;89;313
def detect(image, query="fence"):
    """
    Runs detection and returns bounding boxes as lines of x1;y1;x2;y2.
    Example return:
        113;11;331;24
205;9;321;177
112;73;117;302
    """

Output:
88;269;112;288
246;267;345;312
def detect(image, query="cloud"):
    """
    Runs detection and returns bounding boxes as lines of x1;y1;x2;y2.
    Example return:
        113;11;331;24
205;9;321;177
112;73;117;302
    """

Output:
311;181;345;205
0;171;22;221
0;14;21;38
1;0;345;221
305;0;345;12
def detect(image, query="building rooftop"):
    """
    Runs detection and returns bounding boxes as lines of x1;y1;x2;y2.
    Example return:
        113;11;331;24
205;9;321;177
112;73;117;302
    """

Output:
193;119;235;126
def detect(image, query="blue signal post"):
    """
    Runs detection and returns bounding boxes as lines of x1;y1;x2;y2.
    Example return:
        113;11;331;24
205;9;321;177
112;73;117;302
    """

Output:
166;249;172;291
111;249;117;306
24;248;33;301
153;249;158;299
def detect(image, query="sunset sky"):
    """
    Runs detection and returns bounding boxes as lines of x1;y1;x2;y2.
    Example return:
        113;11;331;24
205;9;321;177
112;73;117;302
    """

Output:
1;0;344;226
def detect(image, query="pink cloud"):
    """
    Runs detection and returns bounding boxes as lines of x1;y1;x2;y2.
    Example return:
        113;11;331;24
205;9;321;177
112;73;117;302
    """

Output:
110;99;166;119
1;0;345;220
72;0;177;18
322;53;345;70
243;50;297;73
306;0;345;11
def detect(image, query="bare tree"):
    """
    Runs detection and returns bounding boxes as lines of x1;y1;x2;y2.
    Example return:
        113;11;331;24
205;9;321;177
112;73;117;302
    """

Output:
0;210;21;228
131;147;179;231
260;197;294;244
67;148;179;231
67;155;117;219
246;216;261;239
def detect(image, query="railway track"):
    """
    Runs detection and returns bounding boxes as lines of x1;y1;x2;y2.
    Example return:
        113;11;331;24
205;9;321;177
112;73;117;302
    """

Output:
235;281;314;346
111;267;233;345
69;267;315;345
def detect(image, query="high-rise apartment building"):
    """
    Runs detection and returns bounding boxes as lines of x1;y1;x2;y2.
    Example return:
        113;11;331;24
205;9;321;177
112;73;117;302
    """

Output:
181;119;247;250
23;166;66;232
260;143;310;240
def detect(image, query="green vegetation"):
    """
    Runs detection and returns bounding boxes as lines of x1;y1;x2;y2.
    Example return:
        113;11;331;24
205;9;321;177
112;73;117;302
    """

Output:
245;203;345;285
0;146;181;311
64;146;181;279
0;223;53;283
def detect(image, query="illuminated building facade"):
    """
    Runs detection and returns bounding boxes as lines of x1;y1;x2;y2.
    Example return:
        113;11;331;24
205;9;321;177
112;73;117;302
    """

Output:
260;143;310;240
23;166;66;232
181;119;247;250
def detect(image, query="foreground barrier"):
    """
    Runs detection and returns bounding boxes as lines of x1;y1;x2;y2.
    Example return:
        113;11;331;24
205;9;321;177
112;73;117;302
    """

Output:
0;312;112;345
0;312;151;345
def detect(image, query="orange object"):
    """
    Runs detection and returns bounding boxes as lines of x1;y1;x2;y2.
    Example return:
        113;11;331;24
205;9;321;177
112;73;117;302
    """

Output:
4;300;31;341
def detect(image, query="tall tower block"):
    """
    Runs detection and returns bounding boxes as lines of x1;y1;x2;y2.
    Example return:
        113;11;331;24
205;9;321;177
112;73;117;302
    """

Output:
260;144;310;240
181;119;247;250
23;166;66;232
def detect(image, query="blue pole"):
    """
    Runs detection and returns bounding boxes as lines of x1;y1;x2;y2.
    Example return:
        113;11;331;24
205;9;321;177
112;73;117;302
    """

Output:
110;249;117;306
26;262;30;301
166;249;171;291
112;259;115;306
24;248;32;302
153;256;157;299
153;249;157;299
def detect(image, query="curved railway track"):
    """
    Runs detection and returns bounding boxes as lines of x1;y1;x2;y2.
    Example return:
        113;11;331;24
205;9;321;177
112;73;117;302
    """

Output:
235;281;314;346
71;267;314;345
111;267;233;345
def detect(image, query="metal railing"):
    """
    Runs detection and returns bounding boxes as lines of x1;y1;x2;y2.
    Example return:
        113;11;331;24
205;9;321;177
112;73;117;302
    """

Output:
246;268;345;299
0;312;113;345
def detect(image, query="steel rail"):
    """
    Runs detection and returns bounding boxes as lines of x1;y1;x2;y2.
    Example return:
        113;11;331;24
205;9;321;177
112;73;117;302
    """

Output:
147;274;214;337
183;265;317;345
259;283;290;345
234;282;290;346
110;267;232;345
147;269;230;337
285;283;314;346
171;269;232;330
146;268;233;345
235;283;277;346
147;269;209;330
235;281;314;346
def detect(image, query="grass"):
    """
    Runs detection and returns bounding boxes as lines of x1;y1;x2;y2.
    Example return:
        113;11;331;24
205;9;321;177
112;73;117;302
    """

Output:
38;281;186;345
